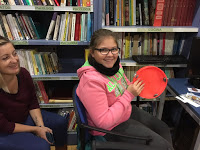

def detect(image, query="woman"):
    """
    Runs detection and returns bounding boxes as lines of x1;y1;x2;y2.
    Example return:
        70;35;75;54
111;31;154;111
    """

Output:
76;29;174;150
0;36;67;150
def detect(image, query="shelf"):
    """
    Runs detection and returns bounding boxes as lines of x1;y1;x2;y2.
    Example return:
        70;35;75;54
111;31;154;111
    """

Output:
32;73;78;80
121;59;187;67
39;103;74;108
0;5;93;12
12;40;90;45
102;26;199;33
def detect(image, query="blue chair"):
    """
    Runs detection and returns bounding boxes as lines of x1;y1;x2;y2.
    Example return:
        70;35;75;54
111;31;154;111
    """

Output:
72;84;156;150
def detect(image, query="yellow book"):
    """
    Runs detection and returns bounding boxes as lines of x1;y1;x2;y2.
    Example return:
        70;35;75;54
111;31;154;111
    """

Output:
44;53;53;74
62;12;69;41
117;0;120;26
49;99;73;103
30;50;39;75
125;33;130;58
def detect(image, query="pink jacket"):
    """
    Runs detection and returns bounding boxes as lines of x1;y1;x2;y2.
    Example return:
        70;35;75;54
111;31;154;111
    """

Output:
76;61;135;136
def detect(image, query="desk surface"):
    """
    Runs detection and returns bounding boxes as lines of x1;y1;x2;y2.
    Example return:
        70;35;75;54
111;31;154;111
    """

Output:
168;78;200;124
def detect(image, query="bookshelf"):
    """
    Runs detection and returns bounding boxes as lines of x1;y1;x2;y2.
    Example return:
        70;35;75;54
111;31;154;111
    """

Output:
0;0;96;146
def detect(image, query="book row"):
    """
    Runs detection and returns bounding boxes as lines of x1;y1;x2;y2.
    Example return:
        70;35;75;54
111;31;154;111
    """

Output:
0;11;93;42
123;66;174;82
0;12;40;40
104;0;195;26
116;32;185;59
0;0;91;7
58;108;77;131
46;11;93;41
17;49;59;76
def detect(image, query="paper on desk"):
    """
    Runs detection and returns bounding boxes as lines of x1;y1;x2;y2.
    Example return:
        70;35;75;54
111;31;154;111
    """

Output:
176;93;200;107
188;87;200;93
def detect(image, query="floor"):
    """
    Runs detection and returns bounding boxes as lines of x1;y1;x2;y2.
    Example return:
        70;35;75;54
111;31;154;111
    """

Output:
50;145;77;150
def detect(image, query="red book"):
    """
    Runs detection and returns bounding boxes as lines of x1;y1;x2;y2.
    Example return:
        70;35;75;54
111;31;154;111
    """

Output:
54;0;59;6
166;0;174;26
187;0;196;26
153;0;165;26
37;81;49;104
161;0;167;26
74;13;81;41
182;0;189;26
163;0;171;26
170;0;178;26
179;0;187;26
176;0;183;26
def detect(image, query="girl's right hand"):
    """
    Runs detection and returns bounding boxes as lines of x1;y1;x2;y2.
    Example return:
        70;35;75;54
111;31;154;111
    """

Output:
127;79;144;97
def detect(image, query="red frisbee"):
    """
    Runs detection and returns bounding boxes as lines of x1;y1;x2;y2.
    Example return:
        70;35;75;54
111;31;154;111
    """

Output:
132;66;168;99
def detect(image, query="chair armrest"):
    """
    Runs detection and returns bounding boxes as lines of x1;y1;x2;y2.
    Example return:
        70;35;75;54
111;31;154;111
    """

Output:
81;123;152;145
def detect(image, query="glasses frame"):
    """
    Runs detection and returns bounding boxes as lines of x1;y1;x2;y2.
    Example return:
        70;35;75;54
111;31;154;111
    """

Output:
94;47;120;55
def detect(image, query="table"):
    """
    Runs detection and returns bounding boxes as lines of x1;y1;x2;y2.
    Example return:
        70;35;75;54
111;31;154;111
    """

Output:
158;78;200;150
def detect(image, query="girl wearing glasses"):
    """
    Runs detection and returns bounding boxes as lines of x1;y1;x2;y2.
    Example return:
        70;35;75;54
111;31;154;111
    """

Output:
0;36;67;150
77;29;174;150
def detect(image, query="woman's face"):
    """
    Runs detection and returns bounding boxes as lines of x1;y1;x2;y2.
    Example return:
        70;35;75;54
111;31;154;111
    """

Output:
91;36;119;68
0;43;20;76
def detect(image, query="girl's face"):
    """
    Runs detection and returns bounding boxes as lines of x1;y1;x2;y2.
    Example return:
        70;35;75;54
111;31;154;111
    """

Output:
0;43;20;76
91;36;119;68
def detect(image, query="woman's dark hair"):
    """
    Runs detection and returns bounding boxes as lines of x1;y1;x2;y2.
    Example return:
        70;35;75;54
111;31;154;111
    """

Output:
89;29;119;51
0;36;13;46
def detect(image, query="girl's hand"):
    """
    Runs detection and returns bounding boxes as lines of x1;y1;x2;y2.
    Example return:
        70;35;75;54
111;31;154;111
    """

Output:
34;126;53;144
127;79;144;96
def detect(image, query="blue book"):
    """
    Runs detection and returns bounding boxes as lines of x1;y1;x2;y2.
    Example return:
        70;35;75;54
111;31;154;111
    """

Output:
34;53;43;75
86;12;91;42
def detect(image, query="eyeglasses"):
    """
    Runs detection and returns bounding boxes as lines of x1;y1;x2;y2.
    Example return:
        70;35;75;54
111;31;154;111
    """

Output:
94;47;120;55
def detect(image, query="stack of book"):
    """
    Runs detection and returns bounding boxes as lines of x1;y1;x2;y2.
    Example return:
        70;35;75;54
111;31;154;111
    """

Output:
46;11;93;41
0;12;39;40
0;0;91;7
17;49;59;76
116;32;185;59
104;0;196;26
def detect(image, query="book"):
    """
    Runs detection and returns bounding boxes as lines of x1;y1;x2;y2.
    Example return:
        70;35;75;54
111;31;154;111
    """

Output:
70;13;76;41
1;13;13;40
37;81;49;104
49;99;73;103
62;12;69;41
53;14;61;41
153;0;165;26
74;13;81;41
46;12;57;40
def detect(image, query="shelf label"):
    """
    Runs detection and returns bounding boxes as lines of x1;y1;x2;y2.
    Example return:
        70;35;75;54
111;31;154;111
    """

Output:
35;6;54;11
0;5;11;10
60;41;78;45
33;77;60;80
12;40;28;45
72;7;91;12
137;28;173;32
71;76;79;80
121;62;126;66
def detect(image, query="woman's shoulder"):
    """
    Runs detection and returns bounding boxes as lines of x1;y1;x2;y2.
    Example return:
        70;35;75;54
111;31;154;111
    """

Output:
18;67;31;79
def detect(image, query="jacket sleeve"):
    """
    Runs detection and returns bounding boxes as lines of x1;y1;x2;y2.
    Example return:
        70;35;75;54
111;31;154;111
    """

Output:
77;79;134;130
0;113;15;133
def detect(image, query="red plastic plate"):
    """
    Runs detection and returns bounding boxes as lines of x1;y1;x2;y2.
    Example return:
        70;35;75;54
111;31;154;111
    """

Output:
132;66;168;99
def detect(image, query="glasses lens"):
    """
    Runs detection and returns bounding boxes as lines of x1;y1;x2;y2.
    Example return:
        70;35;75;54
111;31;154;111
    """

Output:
100;48;109;55
111;48;119;54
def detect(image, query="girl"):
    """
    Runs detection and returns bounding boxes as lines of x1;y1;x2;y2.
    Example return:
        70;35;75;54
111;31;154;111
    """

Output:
77;29;174;150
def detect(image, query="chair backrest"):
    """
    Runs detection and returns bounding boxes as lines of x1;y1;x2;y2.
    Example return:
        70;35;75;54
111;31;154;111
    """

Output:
72;84;91;142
